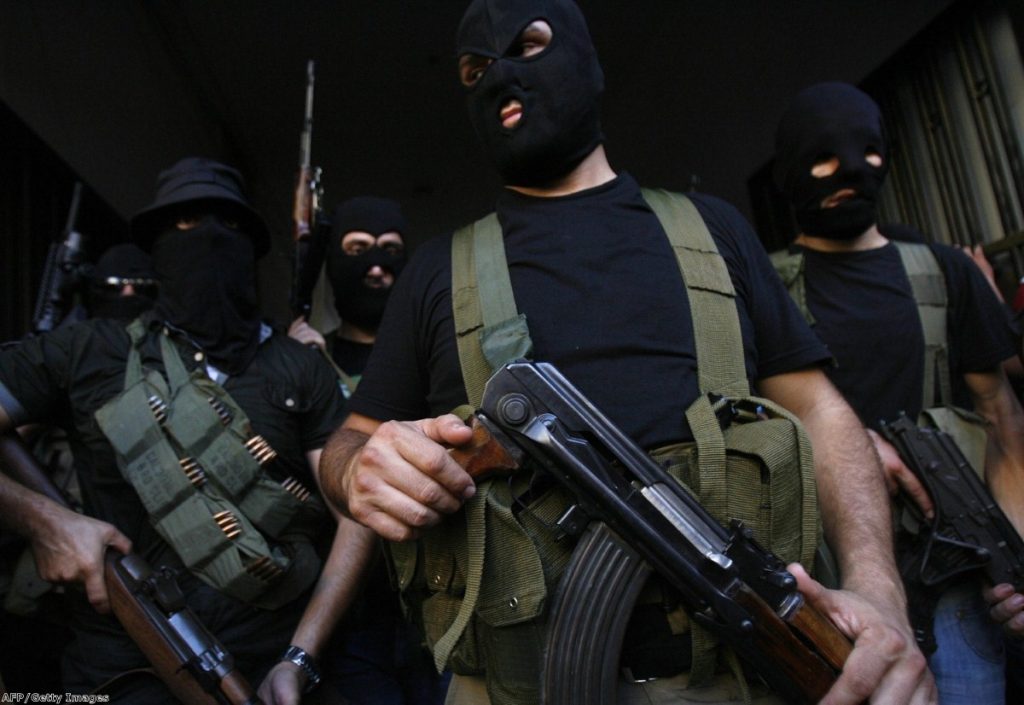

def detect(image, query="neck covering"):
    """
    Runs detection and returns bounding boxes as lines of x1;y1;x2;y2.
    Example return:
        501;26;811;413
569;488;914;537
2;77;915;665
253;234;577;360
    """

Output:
774;82;889;240
324;197;408;331
152;218;261;375
456;0;605;186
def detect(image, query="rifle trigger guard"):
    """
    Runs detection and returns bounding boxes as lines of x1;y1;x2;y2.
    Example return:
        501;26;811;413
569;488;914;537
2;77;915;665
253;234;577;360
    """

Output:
147;568;187;612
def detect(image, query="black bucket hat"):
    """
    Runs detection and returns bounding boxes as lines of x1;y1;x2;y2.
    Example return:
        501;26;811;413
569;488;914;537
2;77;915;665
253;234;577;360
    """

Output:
130;157;271;258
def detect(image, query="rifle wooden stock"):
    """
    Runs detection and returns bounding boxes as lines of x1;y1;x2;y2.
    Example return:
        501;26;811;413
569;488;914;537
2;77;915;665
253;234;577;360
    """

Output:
0;432;261;705
105;552;260;705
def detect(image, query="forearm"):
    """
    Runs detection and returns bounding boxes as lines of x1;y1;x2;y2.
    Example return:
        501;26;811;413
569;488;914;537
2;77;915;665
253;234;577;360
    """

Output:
967;368;1024;535
319;426;370;515
0;469;67;540
762;371;904;604
288;516;376;657
810;401;903;598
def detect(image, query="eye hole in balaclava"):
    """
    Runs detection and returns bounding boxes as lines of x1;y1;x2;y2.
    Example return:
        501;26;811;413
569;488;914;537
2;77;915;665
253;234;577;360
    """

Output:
324;197;408;332
456;0;605;187
774;82;889;240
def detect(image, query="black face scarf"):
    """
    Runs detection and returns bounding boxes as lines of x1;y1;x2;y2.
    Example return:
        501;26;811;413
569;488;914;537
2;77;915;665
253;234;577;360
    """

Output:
456;0;605;186
151;218;261;376
774;82;889;240
89;290;156;321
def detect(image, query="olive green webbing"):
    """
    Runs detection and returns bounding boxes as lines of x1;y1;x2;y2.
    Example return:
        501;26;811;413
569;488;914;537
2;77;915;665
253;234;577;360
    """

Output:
446;191;817;693
768;249;815;326
893;241;951;409
452;216;500;410
771;242;951;411
640;189;748;398
98;322;321;608
432;482;491;672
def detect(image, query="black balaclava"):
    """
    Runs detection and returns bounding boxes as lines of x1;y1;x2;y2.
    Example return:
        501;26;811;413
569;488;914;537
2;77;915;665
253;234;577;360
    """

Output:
152;216;261;376
87;243;159;321
324;197;408;331
774;82;889;240
456;0;605;186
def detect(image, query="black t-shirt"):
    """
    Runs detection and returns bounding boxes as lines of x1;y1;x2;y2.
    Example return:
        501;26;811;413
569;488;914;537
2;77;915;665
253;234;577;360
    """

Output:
798;240;1018;429
350;174;829;450
330;336;374;378
0;316;346;562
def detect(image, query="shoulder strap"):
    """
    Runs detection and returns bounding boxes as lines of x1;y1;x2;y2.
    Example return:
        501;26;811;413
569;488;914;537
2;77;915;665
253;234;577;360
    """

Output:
451;193;748;403
451;214;533;408
769;248;816;326
893;241;951;408
640;189;749;397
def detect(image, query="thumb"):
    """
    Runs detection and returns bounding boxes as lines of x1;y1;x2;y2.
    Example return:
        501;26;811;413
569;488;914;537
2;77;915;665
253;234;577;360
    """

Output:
420;414;475;446
789;562;829;608
106;528;133;556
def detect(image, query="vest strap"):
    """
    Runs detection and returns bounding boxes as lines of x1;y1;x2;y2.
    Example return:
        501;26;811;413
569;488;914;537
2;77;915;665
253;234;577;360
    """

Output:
893;241;951;409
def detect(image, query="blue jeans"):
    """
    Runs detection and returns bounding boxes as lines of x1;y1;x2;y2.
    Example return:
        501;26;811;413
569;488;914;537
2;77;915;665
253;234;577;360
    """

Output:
928;579;1005;705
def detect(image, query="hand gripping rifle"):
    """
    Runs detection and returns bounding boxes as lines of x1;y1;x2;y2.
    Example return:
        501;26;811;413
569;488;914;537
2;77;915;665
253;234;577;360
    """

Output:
880;414;1024;654
32;182;90;333
0;432;261;705
449;361;852;705
290;60;327;321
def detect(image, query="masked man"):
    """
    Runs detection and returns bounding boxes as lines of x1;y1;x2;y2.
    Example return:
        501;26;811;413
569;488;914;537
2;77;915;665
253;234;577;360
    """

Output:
0;157;373;702
318;3;935;704
290;196;408;396
286;197;448;705
770;81;1024;705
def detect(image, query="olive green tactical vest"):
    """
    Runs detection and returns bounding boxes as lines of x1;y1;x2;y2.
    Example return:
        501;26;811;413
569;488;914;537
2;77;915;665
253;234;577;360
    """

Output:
94;320;325;610
390;191;820;705
770;241;989;473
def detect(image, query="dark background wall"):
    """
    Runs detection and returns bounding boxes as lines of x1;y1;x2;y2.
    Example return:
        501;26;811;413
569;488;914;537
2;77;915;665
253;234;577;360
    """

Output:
0;0;964;330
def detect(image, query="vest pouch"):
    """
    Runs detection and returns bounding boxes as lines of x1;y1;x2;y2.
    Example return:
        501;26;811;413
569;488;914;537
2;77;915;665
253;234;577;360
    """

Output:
94;329;322;610
162;371;317;540
681;394;818;568
416;510;484;674
474;479;567;705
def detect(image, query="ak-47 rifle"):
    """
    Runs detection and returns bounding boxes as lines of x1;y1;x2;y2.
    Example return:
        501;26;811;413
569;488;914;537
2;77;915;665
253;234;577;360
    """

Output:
32;182;90;333
0;432;261;705
880;414;1024;654
449;361;852;705
290;60;327;321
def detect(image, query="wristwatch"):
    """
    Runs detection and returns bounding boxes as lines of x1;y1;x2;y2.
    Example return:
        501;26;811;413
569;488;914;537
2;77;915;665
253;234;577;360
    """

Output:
281;645;321;693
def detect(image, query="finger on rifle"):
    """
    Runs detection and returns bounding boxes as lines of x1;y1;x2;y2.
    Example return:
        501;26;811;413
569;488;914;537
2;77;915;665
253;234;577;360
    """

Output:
408;416;476;499
983;582;1015;604
105;527;133;556
789;563;932;705
84;566;112;614
986;584;1024;632
894;463;934;519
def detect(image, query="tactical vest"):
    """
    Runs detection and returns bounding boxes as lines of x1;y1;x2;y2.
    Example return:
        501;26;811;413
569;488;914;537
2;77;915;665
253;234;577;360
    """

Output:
770;241;988;472
94;320;325;610
389;190;821;705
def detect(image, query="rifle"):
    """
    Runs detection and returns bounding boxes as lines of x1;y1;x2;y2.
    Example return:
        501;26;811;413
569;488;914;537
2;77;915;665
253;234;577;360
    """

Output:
880;413;1024;654
449;361;852;705
32;182;90;333
0;432;261;705
290;59;327;321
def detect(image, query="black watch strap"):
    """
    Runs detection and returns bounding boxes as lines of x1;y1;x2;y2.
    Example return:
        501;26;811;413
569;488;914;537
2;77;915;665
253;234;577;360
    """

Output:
281;645;321;693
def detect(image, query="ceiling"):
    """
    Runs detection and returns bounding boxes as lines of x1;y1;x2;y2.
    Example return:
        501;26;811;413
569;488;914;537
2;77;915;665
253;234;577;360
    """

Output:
1;0;955;321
